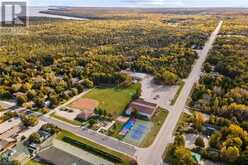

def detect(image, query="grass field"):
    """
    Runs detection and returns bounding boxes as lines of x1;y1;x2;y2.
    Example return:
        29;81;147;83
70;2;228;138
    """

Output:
82;83;140;118
140;109;169;148
170;81;185;105
56;130;133;164
25;160;46;165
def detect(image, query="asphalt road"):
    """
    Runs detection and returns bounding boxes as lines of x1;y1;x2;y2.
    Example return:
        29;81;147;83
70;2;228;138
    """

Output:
136;21;223;165
39;20;222;165
40;116;137;157
41;88;137;157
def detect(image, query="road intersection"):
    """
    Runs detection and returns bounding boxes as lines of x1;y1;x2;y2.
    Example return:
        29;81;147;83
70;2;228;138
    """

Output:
40;20;223;165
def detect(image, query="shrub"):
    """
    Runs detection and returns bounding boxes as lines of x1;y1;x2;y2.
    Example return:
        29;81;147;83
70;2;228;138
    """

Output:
195;136;205;148
174;135;185;146
21;115;38;127
29;132;41;144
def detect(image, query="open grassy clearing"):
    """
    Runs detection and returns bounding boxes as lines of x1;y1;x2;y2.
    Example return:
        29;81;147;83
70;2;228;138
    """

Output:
82;83;140;118
140;109;169;148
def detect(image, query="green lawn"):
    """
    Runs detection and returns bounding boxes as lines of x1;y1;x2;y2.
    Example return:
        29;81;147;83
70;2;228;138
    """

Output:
83;83;140;118
25;160;47;165
140;109;169;148
108;121;125;139
170;81;185;105
56;130;133;164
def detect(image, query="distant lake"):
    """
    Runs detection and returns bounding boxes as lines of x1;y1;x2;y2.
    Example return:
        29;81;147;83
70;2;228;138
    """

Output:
0;6;86;21
29;7;86;20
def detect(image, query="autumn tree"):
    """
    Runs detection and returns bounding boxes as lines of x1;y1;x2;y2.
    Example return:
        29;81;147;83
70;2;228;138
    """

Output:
195;136;205;148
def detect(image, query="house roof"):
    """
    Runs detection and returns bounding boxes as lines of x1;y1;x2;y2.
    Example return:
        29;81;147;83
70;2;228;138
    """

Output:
0;138;15;151
128;99;157;115
78;111;94;120
69;98;99;112
0;118;21;135
38;147;92;165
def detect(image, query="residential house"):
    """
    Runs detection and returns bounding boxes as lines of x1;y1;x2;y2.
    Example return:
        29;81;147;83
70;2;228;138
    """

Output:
0;138;16;152
0;118;22;139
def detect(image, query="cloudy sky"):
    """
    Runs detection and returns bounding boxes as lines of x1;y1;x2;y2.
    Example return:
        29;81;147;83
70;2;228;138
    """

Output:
27;0;248;7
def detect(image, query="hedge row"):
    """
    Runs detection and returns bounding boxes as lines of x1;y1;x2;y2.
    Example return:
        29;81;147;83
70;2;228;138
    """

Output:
62;136;122;163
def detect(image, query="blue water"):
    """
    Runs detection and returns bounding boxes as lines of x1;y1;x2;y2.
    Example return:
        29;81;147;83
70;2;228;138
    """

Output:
29;7;86;20
0;7;86;21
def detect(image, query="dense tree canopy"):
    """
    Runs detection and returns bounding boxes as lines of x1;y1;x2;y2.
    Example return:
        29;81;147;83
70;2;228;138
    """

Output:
0;14;216;107
190;17;248;121
209;124;248;164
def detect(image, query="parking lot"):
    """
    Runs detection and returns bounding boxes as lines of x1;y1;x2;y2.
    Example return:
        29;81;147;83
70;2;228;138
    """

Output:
140;74;179;108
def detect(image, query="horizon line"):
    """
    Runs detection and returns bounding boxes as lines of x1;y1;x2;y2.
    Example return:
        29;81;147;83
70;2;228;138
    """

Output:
28;5;248;9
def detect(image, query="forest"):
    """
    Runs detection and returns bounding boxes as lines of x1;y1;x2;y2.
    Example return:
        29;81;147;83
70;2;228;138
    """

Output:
0;13;216;109
163;15;248;165
190;17;248;123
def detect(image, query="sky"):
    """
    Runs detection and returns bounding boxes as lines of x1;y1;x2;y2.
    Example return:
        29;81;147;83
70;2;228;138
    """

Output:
5;0;248;8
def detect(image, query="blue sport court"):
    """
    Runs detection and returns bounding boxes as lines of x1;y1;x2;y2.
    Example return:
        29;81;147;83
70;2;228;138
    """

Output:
123;119;153;146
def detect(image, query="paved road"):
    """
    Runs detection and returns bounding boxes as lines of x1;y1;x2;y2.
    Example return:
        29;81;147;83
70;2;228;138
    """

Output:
41;88;137;157
39;20;222;165
40;116;137;157
136;21;223;165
